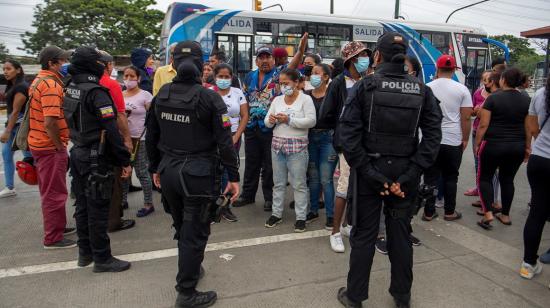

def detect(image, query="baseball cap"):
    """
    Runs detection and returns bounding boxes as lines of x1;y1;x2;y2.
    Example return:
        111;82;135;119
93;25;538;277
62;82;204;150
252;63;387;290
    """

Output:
38;46;72;66
273;47;288;58
436;54;458;69
256;46;273;57
98;50;114;63
376;32;408;56
173;41;203;60
70;46;101;65
341;41;367;64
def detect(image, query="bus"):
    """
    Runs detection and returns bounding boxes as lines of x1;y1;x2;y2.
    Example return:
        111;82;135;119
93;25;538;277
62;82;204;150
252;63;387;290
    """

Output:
160;2;490;90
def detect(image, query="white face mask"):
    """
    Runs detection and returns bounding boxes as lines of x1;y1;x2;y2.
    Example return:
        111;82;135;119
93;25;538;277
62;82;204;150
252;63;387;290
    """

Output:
281;84;295;96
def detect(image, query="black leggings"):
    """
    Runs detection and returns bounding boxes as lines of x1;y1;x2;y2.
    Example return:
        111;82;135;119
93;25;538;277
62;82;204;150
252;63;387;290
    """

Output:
523;155;550;265
477;141;524;215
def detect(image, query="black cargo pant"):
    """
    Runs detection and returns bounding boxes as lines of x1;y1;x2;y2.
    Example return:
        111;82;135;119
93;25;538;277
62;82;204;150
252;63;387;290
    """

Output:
347;157;418;304
242;126;273;202
159;156;213;294
70;147;113;263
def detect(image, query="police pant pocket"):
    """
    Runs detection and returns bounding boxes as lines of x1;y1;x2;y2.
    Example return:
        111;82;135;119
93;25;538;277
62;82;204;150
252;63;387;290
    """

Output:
180;158;215;197
86;173;114;202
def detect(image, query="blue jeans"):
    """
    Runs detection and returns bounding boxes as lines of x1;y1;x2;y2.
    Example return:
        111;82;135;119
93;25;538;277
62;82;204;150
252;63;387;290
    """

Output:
307;130;338;218
2;126;31;189
272;149;309;221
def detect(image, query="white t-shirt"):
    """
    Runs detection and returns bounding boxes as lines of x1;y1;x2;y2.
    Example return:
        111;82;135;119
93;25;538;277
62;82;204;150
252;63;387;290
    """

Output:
427;78;473;146
529;87;550;159
220;87;247;133
264;91;317;138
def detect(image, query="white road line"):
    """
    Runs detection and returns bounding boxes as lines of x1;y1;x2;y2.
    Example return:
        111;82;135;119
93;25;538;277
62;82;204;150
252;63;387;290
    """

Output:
0;230;331;279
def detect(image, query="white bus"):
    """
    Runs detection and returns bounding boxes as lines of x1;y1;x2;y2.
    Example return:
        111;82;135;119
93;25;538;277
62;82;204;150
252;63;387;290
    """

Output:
160;2;490;90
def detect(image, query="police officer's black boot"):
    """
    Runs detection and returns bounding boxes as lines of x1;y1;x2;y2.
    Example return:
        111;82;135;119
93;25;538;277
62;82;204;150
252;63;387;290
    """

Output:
175;290;217;308
337;287;362;308
93;257;131;273
394;297;411;308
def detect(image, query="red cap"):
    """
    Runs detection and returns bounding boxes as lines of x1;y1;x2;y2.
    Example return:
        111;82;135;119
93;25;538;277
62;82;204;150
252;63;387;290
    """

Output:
273;47;288;58
436;54;458;69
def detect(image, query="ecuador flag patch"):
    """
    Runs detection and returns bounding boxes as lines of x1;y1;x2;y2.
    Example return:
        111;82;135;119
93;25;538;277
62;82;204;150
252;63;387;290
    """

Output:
222;115;232;128
99;106;115;119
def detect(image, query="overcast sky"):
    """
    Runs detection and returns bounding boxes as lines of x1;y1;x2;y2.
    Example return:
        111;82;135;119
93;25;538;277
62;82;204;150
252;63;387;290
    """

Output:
1;0;548;56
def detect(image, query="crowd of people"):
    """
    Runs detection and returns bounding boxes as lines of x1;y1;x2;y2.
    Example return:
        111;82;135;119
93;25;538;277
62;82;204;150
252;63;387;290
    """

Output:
1;31;549;302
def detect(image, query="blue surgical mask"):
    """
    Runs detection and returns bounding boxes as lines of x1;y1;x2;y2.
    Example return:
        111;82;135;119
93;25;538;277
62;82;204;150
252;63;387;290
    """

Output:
310;75;323;88
216;78;231;90
59;63;70;77
354;57;370;73
281;85;295;96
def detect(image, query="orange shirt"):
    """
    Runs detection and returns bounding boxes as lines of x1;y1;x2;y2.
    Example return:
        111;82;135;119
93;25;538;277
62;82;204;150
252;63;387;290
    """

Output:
28;70;70;151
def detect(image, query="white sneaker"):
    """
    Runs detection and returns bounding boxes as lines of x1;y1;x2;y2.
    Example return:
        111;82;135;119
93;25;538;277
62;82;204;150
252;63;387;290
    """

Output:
0;187;16;199
519;261;542;279
341;225;352;238
435;198;444;208
330;233;345;253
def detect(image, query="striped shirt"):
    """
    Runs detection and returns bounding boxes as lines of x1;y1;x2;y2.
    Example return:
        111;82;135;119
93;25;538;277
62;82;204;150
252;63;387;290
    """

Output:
28;70;70;151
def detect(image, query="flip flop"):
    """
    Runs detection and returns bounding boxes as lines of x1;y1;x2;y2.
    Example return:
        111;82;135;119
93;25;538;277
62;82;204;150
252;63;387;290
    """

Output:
495;215;512;226
421;212;439;222
444;211;463;221
476;209;485;216
477;219;493;230
471;200;482;208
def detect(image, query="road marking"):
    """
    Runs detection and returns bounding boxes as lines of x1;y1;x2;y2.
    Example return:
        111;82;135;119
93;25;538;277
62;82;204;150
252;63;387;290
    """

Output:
0;230;330;279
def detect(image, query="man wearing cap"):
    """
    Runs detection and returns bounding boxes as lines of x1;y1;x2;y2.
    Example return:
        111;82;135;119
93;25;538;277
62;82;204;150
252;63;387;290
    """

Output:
234;33;308;211
319;41;371;253
422;55;472;223
273;47;289;67
146;41;240;308
29;45;76;249
337;32;442;308
98;50;136;233
206;50;241;88
64;46;133;272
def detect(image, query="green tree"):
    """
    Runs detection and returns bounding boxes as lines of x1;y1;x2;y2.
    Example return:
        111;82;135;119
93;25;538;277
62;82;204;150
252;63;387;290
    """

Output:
21;0;164;56
516;54;545;76
489;34;537;65
0;42;9;60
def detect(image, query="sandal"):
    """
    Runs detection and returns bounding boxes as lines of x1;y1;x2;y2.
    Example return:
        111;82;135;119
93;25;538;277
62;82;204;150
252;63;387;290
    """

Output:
476;209;485;216
495;214;512;226
137;206;155;217
477;219;493;230
471;200;482;208
444;211;463;221
421;212;439;222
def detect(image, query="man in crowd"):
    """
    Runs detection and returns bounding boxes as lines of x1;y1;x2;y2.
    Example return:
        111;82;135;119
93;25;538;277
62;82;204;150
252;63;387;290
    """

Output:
98;50;136;232
233;33;308;211
153;44;178;96
29;46;75;249
273;47;289;67
207;50;241;88
422;55;472;222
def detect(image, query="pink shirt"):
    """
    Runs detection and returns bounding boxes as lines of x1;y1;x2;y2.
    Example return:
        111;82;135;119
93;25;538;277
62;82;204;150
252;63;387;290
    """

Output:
124;89;153;139
472;88;486;131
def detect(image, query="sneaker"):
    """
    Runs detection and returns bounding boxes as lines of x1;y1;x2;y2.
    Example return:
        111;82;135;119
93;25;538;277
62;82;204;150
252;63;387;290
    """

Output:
306;212;319;223
93;257;131;273
410;234;421;246
265;215;282;228
0;187;16;199
540;248;550;264
375;237;388;255
435;198;444;208
325;217;334;230
341;225;352;238
263;201;273;212
337;287;362;308
330;233;345;253
519;261;543;279
233;198;254;208
44;238;77;250
63;227;76;236
294;220;306;233
175;290;217;308
221;207;238;222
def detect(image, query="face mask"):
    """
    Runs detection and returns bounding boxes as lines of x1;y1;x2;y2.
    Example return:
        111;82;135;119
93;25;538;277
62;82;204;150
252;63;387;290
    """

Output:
484;86;492;93
216;78;231;90
145;67;155;76
281;85;295;96
124;80;138;90
303;65;313;77
310;75;323;88
59;63;70;77
353;57;370;73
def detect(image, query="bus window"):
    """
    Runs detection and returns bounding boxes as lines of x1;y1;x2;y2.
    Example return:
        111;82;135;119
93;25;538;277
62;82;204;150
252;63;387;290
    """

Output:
216;35;235;67
238;36;252;72
277;23;304;53
317;25;351;59
419;31;451;55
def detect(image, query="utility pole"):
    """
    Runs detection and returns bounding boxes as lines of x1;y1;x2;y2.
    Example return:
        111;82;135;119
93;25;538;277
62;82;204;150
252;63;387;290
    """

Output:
394;0;400;19
330;0;334;14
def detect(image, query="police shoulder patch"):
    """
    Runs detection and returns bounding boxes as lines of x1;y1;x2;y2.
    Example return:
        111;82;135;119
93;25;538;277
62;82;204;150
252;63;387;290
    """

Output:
99;106;115;118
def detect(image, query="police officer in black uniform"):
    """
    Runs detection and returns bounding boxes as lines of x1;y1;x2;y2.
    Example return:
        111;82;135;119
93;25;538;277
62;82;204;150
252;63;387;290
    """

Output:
64;47;133;272
336;33;442;308
146;41;240;308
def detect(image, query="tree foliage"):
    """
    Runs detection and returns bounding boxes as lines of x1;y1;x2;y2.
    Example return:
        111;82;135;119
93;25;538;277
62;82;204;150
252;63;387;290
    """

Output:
0;42;9;60
21;0;164;56
489;34;537;65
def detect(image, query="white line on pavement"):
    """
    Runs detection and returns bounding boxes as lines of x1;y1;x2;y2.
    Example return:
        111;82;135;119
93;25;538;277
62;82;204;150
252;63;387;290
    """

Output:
0;229;331;279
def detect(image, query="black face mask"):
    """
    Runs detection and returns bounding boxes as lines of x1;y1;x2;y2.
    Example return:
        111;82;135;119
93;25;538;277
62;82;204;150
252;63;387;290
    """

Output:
303;65;313;77
484;86;492;93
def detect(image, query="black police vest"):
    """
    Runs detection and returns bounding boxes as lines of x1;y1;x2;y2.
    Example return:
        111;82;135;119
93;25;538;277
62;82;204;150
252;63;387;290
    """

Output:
155;83;216;156
364;73;425;157
63;74;108;147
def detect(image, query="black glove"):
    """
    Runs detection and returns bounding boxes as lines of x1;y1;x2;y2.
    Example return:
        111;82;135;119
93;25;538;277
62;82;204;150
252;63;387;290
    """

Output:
361;162;392;193
396;163;422;187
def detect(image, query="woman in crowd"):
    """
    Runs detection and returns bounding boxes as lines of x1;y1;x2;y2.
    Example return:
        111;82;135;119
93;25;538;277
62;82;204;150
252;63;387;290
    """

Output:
121;66;155;217
0;60;32;198
211;63;249;222
302;53;322;90
305;63;336;229
475;68;530;230
202;63;213;85
130;47;155;94
520;76;550;279
264;68;316;233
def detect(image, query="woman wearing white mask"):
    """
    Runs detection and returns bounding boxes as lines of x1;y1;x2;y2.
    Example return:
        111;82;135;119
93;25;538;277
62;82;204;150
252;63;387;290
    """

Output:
264;68;316;232
212;63;249;222
121;66;155;217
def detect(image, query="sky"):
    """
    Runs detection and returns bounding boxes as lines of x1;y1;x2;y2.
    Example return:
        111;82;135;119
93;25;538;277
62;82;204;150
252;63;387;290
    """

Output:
1;0;548;56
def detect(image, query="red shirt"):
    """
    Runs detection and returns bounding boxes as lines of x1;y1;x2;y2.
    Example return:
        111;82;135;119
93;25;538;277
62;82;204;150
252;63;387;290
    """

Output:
100;73;125;113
